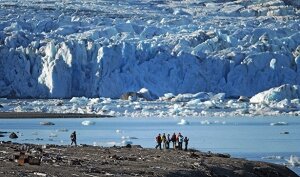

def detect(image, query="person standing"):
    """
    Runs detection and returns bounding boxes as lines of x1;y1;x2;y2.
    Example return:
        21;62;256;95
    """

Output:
166;134;171;149
70;131;77;146
171;133;176;149
184;137;189;151
162;133;166;149
155;133;162;150
178;133;184;150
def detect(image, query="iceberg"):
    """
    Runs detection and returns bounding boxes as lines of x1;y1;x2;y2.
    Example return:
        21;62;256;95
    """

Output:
270;122;288;126
177;119;190;125
250;85;300;104
81;120;96;126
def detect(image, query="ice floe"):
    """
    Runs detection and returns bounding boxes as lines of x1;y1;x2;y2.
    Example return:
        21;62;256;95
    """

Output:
270;122;288;126
177;119;190;125
40;122;55;126
81;120;96;126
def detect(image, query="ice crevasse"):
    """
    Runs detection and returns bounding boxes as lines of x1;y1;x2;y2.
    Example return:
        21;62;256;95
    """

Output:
0;0;300;99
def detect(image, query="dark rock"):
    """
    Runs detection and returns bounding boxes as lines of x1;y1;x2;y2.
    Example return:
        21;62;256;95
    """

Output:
28;156;41;165
253;166;280;177
128;157;137;161
9;132;18;139
0;104;3;108
215;153;231;158
190;152;200;158
132;145;143;149
68;159;82;166
125;144;132;148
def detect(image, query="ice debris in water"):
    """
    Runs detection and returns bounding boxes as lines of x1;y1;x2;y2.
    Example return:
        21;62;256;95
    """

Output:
40;122;55;126
270;122;288;126
286;155;300;167
81;120;96;126
49;133;58;137
177;119;190;125
201;120;211;125
261;156;283;160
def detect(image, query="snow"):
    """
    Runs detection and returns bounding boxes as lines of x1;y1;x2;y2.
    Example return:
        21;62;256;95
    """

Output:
0;0;299;99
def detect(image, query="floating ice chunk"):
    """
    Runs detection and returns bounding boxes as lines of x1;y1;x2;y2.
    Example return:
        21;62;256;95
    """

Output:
177;119;190;125
137;88;155;101
49;133;58;137
93;142;97;146
270;122;288;126
173;9;191;16
116;129;122;134
261;155;283;160
40;122;55;126
56;128;68;132
286;155;300;167
172;92;210;102
70;97;89;104
187;99;201;106
200;120;211;125
89;98;100;105
81;120;96;126
160;93;175;100
250;84;300;104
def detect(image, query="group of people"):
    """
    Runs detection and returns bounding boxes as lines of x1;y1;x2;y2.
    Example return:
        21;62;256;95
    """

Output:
155;132;189;151
69;131;190;151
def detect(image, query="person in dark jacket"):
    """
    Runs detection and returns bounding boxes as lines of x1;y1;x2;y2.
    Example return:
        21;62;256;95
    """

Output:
184;136;189;151
171;133;176;149
70;131;77;146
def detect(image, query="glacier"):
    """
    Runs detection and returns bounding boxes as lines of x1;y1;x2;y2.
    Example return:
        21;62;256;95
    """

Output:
0;0;300;99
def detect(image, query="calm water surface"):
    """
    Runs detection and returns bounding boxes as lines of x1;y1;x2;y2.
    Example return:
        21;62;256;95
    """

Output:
0;116;299;174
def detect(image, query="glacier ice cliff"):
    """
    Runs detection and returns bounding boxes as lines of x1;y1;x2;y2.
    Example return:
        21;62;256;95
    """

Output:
0;0;299;98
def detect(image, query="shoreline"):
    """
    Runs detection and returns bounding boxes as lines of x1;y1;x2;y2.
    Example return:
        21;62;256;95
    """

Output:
0;141;298;177
0;112;114;119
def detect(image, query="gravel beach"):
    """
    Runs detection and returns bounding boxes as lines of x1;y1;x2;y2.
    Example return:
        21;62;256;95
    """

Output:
0;142;298;177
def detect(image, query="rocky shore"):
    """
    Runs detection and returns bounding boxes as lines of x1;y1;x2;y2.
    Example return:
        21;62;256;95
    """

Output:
0;142;298;177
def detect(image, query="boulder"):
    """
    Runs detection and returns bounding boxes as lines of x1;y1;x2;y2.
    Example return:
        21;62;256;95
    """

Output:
9;132;18;139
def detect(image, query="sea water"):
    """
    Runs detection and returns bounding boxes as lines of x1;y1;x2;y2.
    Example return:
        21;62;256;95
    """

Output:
0;116;299;175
